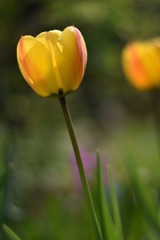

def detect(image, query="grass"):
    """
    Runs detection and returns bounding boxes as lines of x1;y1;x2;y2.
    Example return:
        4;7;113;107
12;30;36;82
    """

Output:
0;114;159;239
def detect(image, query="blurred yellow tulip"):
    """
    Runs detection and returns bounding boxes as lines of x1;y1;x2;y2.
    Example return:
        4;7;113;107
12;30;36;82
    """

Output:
17;26;87;97
122;40;160;90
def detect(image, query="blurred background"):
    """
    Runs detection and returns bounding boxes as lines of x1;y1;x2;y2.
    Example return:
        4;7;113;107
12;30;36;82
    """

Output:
0;0;160;239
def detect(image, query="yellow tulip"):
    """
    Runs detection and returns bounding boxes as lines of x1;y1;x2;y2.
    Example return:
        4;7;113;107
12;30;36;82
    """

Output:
17;26;87;97
122;40;160;90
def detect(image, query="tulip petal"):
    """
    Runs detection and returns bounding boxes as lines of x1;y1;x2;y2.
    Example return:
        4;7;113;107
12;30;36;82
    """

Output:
122;43;149;89
36;30;61;51
59;26;87;92
17;36;59;96
72;26;87;90
46;26;87;94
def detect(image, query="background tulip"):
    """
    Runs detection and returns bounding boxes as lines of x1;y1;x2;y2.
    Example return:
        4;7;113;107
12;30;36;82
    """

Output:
17;26;87;97
122;40;160;90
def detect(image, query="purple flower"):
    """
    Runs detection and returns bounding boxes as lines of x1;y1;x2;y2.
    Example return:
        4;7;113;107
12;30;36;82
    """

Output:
70;147;107;190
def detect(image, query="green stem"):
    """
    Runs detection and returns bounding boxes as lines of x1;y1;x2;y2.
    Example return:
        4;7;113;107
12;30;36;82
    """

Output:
150;90;160;161
59;96;103;240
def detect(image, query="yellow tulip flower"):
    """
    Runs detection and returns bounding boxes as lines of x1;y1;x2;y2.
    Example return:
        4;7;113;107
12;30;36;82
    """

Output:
122;40;160;90
17;26;87;97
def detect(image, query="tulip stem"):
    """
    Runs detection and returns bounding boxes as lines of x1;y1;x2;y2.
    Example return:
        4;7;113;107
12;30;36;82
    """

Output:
150;90;160;161
59;95;103;240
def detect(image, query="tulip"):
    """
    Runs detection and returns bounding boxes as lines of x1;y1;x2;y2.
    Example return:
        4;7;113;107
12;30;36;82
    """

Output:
121;40;160;90
17;26;103;239
17;26;87;97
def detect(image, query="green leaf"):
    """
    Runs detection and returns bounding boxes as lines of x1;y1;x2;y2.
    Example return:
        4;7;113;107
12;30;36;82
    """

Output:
108;166;123;240
97;151;115;240
2;224;22;240
125;152;160;234
0;164;14;190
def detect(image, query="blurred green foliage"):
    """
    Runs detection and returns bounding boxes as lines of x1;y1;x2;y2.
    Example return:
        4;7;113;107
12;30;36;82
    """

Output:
0;0;160;239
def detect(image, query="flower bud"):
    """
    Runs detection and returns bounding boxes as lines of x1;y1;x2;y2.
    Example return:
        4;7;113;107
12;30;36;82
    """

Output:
121;40;160;90
17;26;87;97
